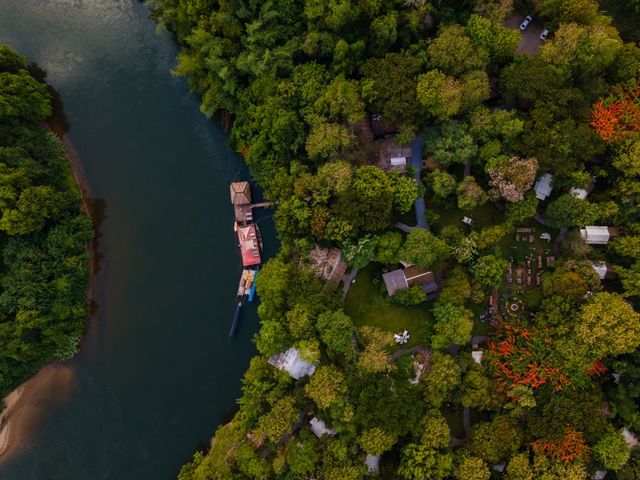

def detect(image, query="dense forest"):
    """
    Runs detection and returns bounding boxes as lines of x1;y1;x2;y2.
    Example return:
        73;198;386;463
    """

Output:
150;0;640;478
0;46;92;396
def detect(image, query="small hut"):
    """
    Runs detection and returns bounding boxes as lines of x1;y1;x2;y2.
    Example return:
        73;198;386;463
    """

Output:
534;173;554;200
580;226;620;245
309;417;337;438
268;347;317;380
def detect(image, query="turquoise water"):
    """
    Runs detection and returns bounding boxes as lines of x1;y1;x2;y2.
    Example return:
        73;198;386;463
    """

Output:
0;1;274;478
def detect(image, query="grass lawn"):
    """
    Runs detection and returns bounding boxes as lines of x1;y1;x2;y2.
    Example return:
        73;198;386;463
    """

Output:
344;264;433;349
429;201;504;235
497;223;557;311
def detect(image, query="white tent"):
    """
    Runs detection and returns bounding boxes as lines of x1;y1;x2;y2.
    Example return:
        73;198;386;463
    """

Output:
570;187;589;199
390;156;407;167
268;347;317;379
309;417;336;438
580;226;611;245
591;261;609;280
472;351;484;365
365;454;380;475
534;173;554;200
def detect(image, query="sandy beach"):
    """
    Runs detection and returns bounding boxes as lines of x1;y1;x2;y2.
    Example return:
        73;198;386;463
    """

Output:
0;364;75;463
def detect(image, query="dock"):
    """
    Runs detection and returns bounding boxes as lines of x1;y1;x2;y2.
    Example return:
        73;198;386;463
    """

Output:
228;181;270;336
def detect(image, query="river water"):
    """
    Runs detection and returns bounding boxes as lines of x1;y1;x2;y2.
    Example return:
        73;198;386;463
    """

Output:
0;1;274;478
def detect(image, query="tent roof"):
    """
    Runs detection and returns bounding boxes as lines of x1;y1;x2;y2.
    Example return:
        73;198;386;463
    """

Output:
534;173;554;200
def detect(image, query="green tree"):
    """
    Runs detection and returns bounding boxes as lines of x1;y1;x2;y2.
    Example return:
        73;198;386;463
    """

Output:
431;303;474;349
0;70;52;122
316;309;355;357
457;176;488;210
360;52;422;127
427;24;488;76
359;427;396;454
390;173;421;214
391;285;427;306
593;431;630;471
456;455;491;480
465;14;520;64
305;365;346;409
467;416;523;464
575;292;640;358
417;70;462;120
285;430;319;475
374;231;403;265
618;263;640;298
306;121;355;159
314;75;365;124
422;352;461;406
506;192;539;224
438;266;471;305
472;254;508;290
398;443;453;480
506;452;534;480
460;70;490;113
611;235;640;259
401;228;449;269
545;195;598;228
428;169;457;200
335;166;394;233
259;396;299;442
425;121;478;166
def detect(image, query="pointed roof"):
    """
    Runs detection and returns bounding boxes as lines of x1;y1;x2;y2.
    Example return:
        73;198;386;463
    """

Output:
230;181;251;205
268;347;317;379
309;417;336;438
534;173;554;200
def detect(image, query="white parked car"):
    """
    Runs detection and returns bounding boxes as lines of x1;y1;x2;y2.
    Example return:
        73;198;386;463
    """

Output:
520;15;533;31
540;29;550;41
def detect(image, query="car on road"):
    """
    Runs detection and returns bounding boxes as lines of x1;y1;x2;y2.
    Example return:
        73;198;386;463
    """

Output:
540;29;550;41
520;15;533;31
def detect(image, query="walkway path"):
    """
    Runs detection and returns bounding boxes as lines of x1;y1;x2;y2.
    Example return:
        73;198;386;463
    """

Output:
341;267;360;301
554;227;568;257
410;135;429;231
463;407;472;438
394;222;416;233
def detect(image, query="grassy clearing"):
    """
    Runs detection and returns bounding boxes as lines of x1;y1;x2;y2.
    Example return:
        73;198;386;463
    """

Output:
429;201;504;235
344;264;433;349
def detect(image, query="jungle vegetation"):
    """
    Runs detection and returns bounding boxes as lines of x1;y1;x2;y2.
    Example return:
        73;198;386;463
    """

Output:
149;0;640;478
0;45;92;396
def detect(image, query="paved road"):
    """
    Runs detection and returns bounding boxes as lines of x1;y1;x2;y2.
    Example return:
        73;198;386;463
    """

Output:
503;11;545;57
410;134;429;230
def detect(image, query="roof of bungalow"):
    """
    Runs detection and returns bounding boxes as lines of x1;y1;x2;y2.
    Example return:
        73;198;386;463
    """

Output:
570;187;589;200
383;266;435;296
472;350;484;365
237;223;261;267
534;173;554;200
309;417;336;438
268;347;317;380
365;454;380;475
591;261;616;280
230;181;252;205
580;226;620;245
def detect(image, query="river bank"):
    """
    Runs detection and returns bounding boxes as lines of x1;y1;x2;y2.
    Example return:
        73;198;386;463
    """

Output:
0;113;98;464
0;365;75;462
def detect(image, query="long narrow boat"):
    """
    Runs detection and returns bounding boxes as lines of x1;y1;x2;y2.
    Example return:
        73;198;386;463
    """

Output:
248;269;259;302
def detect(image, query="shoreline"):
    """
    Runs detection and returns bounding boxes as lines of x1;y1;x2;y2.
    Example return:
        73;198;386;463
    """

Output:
0;118;98;464
0;364;75;462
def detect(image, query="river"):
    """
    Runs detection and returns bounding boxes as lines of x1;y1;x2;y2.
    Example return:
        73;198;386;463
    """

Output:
0;1;274;478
